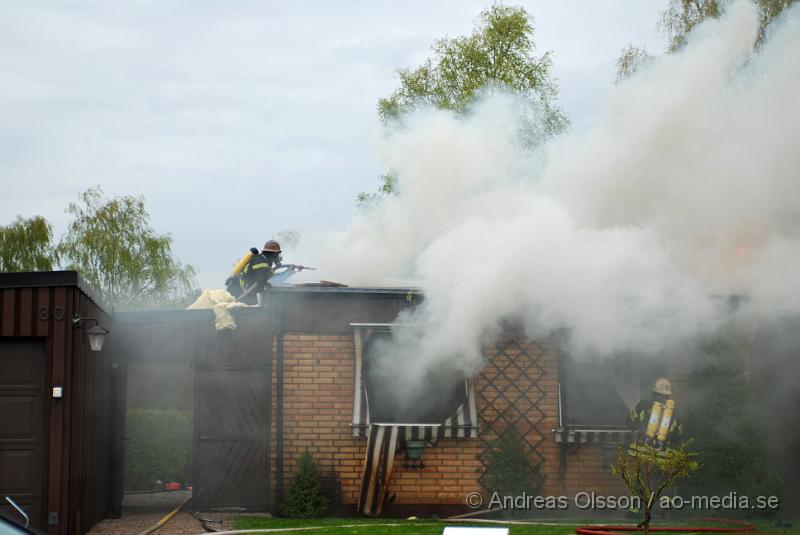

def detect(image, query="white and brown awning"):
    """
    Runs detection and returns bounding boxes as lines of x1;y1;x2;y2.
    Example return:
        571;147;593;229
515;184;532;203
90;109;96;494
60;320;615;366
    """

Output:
553;426;633;445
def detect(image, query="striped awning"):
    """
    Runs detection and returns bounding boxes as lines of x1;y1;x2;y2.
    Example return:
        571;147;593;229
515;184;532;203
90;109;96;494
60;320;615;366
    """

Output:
350;325;478;440
553;426;633;445
357;424;399;516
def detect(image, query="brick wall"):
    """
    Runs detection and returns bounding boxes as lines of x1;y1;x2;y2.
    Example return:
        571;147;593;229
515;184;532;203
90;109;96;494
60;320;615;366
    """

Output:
558;445;628;496
273;332;624;509
270;333;361;505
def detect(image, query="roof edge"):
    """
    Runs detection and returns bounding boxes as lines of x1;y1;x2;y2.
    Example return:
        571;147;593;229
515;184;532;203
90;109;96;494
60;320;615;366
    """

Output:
0;270;80;288
271;286;421;295
0;270;110;314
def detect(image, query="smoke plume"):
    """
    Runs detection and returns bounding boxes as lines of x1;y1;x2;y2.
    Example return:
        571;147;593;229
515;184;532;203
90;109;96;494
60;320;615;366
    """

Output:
321;1;800;402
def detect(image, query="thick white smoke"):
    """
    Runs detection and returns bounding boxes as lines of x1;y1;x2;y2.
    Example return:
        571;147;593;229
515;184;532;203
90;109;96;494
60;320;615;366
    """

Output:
320;1;800;395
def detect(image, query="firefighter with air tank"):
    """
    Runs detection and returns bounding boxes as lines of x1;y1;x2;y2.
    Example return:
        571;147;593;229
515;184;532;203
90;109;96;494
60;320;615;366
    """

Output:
627;377;682;457
225;240;315;305
226;240;284;305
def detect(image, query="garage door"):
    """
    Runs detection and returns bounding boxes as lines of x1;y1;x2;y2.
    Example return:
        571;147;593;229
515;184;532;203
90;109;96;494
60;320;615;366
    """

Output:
0;339;46;529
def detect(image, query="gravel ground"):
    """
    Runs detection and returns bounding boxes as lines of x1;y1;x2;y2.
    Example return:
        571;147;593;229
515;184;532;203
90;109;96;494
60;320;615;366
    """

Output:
88;491;203;535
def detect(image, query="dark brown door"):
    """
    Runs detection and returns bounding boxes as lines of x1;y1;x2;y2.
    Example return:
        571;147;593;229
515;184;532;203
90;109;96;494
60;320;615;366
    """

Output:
193;369;270;510
0;339;46;529
192;319;272;511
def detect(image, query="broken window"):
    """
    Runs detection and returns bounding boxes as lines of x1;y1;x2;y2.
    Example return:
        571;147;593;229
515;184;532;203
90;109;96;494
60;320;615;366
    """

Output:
350;324;477;440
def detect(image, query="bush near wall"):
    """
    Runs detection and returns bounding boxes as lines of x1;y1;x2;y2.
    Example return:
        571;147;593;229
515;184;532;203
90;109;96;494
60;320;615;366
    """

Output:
125;408;192;491
281;449;329;518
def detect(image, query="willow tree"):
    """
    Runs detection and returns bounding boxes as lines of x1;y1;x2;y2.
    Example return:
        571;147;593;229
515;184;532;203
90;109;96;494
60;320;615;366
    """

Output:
0;215;54;272
56;187;197;309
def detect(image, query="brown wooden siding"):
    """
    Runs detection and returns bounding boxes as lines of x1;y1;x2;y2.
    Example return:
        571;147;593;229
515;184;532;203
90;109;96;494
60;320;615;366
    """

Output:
0;287;52;338
0;273;115;535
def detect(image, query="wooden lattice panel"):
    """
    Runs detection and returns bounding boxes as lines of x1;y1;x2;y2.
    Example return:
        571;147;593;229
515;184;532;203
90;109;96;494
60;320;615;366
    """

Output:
476;337;548;492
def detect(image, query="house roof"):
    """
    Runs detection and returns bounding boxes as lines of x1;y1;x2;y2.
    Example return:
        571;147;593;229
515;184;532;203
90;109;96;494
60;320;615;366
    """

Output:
114;285;422;331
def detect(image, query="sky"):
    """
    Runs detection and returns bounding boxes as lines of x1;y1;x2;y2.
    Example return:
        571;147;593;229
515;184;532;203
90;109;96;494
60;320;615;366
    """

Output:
0;1;666;288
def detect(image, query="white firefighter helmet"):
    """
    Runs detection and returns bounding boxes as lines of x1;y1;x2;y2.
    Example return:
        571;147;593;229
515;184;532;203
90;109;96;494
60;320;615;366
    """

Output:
653;377;672;396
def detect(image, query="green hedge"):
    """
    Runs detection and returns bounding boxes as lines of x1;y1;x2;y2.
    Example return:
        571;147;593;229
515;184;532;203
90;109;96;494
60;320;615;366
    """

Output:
125;408;192;491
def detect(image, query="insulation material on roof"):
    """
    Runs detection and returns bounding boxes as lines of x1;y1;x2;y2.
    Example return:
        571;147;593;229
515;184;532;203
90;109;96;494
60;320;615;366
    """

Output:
187;288;248;330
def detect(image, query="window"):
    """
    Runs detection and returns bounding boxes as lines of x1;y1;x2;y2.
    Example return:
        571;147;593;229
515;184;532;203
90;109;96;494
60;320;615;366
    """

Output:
350;324;477;440
554;353;667;447
560;354;631;426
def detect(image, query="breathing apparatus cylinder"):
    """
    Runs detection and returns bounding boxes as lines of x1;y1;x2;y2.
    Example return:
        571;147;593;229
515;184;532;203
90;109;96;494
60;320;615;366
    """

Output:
657;399;676;443
230;251;254;277
645;401;664;439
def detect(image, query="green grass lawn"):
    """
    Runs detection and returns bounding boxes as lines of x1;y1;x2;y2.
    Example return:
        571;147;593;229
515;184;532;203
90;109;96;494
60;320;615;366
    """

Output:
237;516;577;534
236;516;798;535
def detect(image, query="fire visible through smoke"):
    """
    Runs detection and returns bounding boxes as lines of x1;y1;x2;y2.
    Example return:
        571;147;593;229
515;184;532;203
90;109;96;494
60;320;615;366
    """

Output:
319;1;800;418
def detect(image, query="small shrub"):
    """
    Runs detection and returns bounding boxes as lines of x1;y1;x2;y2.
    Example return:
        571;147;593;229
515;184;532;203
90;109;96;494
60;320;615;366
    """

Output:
480;427;544;498
124;408;191;491
613;441;700;533
281;449;329;518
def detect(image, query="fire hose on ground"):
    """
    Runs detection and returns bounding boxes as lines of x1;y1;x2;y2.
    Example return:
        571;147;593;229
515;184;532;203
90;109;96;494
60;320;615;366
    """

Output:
135;493;192;535
575;518;755;535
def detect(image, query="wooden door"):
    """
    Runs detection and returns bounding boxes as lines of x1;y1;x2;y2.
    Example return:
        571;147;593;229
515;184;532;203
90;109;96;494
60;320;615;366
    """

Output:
192;319;271;511
0;339;46;529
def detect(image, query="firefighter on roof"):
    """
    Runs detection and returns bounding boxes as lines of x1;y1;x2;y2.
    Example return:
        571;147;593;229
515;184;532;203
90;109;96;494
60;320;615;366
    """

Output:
226;240;283;305
628;377;682;450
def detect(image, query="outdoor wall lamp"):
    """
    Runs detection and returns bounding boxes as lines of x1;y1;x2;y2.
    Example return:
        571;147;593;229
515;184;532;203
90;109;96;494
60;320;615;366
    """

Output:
72;315;110;352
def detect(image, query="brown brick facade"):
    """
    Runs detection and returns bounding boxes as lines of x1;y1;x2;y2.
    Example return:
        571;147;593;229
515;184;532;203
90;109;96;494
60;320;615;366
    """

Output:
272;332;625;509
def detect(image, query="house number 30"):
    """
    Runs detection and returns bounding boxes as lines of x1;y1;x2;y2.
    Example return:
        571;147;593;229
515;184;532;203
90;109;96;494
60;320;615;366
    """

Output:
38;306;64;321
